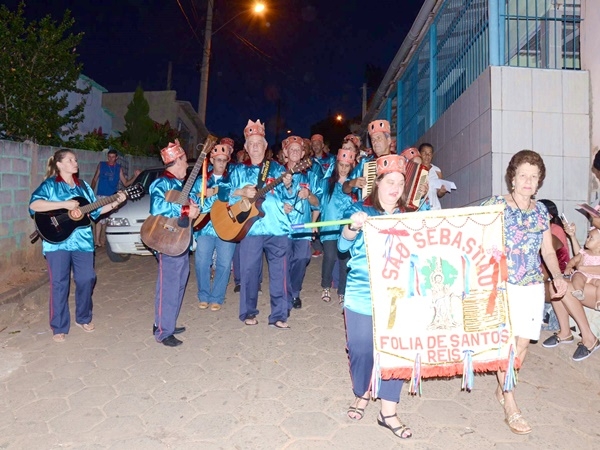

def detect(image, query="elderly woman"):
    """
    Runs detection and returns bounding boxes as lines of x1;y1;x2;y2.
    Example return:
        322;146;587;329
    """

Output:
340;154;412;440
482;150;567;434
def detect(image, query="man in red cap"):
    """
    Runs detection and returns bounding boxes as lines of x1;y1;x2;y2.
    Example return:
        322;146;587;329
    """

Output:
149;140;199;347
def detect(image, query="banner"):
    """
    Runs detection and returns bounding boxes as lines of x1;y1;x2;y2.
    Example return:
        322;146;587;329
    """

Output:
363;205;515;385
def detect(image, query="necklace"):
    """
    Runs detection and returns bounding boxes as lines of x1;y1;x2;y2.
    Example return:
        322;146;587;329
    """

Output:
510;191;532;224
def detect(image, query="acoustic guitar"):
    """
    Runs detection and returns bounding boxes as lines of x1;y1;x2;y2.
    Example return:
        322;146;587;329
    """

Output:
211;158;312;242
140;134;217;256
34;183;144;244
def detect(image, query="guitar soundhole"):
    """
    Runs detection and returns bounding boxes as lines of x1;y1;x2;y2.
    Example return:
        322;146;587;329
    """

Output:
177;216;189;228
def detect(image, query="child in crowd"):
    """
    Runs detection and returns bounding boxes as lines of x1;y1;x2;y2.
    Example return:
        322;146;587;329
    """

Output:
564;224;600;309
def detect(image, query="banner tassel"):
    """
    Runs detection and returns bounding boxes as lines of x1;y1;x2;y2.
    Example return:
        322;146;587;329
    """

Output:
409;353;422;396
502;344;518;392
461;350;474;392
371;352;381;399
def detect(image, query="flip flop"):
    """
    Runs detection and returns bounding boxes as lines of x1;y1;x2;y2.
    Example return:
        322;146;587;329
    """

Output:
244;316;258;326
269;321;290;330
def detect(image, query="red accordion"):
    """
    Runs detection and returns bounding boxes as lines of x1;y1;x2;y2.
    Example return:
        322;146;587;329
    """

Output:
403;160;429;210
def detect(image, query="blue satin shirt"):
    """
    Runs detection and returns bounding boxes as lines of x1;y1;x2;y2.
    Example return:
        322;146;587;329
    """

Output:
318;180;354;242
29;176;101;255
221;161;291;236
283;169;323;240
338;201;403;316
191;171;230;239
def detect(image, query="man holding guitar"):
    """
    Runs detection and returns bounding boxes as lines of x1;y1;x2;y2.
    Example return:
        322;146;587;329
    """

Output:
29;149;127;343
216;119;293;329
149;140;200;347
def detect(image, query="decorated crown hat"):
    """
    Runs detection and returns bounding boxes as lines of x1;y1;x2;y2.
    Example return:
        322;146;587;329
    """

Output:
160;139;185;164
243;119;266;139
343;134;361;149
220;137;235;149
310;134;324;142
368;119;391;136
282;135;304;152
337;148;356;165
376;154;406;176
400;147;420;161
211;144;232;161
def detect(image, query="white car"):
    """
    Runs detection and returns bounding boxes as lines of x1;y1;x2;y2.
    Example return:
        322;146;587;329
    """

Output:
104;167;162;262
105;164;197;262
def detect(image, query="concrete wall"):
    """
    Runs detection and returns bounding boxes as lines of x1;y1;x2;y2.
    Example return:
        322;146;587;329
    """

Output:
582;0;600;203
417;65;591;242
0;140;160;283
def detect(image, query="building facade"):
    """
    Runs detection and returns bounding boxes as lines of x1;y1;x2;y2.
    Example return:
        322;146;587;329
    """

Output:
363;0;593;235
63;74;114;138
102;90;209;157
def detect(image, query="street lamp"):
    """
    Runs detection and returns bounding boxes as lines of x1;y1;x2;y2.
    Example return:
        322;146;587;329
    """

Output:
197;2;266;124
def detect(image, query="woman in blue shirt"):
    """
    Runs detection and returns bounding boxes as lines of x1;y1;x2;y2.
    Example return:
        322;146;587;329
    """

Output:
319;147;355;304
339;154;412;439
29;149;126;342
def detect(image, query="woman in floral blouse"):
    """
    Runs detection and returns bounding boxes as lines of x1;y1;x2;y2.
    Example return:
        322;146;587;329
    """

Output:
482;150;567;435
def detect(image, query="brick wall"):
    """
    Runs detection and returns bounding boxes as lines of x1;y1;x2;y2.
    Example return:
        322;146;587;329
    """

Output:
0;140;160;283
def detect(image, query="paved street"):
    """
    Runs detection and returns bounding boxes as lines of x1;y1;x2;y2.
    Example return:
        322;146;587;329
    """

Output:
1;251;599;449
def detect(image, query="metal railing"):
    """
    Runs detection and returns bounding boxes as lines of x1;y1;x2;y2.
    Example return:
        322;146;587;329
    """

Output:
384;0;581;150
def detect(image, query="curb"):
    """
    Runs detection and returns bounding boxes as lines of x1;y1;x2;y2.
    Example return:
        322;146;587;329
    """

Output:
0;250;112;306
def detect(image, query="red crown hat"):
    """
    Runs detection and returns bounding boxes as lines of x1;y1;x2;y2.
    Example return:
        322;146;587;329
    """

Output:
160;139;186;164
243;119;266;139
282;135;304;152
337;148;356;165
376;154;406;176
302;138;312;150
220;137;235;149
400;147;420;161
343;134;361;149
310;134;324;142
211;144;232;161
368;120;391;136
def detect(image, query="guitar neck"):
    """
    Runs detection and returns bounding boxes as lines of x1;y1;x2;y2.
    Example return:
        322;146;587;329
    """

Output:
253;174;288;202
175;135;217;205
79;193;121;215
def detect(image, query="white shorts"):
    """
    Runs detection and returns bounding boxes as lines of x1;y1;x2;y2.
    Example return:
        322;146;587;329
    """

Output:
506;282;545;341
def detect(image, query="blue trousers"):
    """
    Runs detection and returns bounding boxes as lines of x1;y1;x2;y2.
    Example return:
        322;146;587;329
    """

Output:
154;253;189;341
321;239;349;294
234;243;263;287
195;235;236;305
239;235;289;324
344;308;404;401
287;238;312;300
46;251;96;334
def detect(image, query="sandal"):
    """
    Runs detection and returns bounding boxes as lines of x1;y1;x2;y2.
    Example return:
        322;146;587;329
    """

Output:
198;302;209;309
244;316;258;326
377;412;412;439
52;333;66;342
347;395;370;420
505;412;532;435
321;288;331;302
210;304;221;311
75;322;95;332
269;320;290;330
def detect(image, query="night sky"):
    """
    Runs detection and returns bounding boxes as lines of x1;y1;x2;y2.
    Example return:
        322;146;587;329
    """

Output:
10;0;424;140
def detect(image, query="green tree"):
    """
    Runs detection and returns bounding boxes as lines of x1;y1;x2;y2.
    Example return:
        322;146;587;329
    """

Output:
0;2;87;143
120;85;158;155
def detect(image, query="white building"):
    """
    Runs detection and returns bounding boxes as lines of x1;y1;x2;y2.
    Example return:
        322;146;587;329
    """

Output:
364;0;596;238
63;74;113;137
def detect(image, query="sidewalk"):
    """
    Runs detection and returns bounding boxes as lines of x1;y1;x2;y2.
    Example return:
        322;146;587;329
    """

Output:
0;253;599;449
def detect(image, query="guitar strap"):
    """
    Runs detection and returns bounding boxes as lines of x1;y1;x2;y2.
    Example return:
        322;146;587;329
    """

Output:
256;160;271;190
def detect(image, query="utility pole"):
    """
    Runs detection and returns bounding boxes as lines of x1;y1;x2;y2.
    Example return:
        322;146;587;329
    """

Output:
361;83;368;119
166;61;172;90
198;0;214;123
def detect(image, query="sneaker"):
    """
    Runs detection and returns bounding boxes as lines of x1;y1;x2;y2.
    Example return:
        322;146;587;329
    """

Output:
338;294;345;305
541;333;574;348
571;289;585;301
234;285;240;293
292;297;302;309
258;284;263;295
312;250;322;258
572;338;600;361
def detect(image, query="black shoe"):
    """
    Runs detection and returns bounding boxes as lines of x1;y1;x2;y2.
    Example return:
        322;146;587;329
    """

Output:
153;324;186;335
161;335;183;347
292;297;302;309
234;284;241;293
